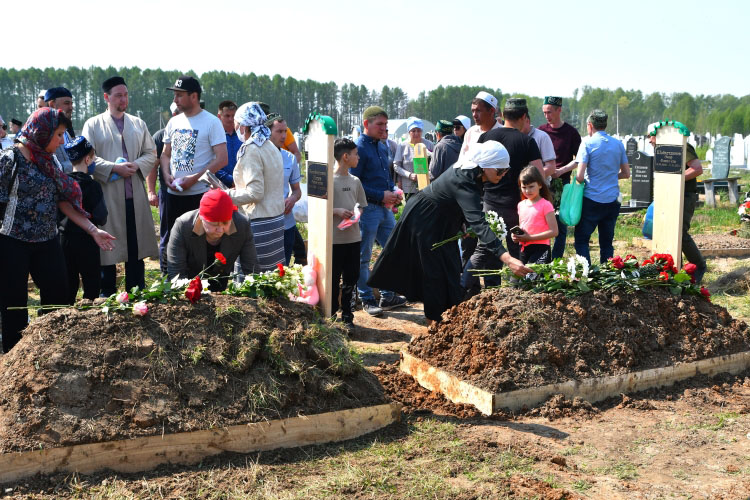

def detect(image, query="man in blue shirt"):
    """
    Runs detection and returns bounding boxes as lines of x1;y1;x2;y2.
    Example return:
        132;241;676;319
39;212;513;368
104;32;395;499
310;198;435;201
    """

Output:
216;100;242;188
574;110;630;264
352;106;406;316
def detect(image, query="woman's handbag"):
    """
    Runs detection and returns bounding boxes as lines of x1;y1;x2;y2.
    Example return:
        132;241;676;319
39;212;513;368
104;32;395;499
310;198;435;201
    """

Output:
559;178;584;227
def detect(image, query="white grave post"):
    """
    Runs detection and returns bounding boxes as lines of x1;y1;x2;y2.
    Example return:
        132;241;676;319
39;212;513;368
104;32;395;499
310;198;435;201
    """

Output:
302;112;336;317
652;121;688;268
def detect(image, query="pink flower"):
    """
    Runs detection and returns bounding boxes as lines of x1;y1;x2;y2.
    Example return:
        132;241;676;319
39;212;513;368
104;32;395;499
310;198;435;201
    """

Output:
116;292;129;304
132;302;148;316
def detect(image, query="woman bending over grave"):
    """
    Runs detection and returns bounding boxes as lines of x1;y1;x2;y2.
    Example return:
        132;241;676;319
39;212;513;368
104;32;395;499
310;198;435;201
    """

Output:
368;141;532;325
0;108;115;353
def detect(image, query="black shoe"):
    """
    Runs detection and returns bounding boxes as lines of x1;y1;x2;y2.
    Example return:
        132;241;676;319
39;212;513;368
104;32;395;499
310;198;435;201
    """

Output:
379;295;407;310
362;300;383;316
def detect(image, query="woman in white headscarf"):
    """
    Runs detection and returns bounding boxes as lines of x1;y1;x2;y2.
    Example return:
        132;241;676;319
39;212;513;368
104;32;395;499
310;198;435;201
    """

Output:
225;102;285;272
368;141;532;324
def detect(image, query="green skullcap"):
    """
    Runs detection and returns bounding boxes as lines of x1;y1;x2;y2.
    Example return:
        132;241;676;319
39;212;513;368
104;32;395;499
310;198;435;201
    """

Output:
363;106;387;121
264;112;283;128
544;96;563;106
436;119;453;135
588;109;608;128
504;98;527;111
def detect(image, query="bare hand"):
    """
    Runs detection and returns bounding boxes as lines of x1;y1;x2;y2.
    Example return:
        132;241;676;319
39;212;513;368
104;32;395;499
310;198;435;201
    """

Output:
91;228;116;251
501;254;533;277
510;232;529;243
333;207;353;219
284;197;296;215
113;162;138;178
176;172;200;190
410;173;417;181
382;190;400;205
148;191;158;207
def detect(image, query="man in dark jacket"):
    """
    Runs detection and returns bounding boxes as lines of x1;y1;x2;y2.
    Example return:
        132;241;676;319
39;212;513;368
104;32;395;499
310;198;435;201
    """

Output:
167;189;259;291
430;120;462;181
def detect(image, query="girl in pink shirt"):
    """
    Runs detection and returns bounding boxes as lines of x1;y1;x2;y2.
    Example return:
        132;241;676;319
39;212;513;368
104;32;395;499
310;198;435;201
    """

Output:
512;166;559;264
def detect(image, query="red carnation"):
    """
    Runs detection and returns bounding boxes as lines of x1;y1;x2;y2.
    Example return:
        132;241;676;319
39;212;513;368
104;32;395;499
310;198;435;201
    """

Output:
659;271;669;281
642;259;654;266
185;276;202;303
700;286;711;300
277;262;285;277
215;252;227;265
610;256;625;269
683;263;697;275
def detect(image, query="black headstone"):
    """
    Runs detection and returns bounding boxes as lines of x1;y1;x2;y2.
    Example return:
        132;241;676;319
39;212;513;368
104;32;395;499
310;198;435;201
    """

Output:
712;136;731;179
307;162;328;199
626;138;638;162
630;151;653;207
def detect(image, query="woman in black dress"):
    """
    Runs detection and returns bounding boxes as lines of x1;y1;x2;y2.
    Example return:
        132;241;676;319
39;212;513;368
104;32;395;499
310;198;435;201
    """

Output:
368;141;531;324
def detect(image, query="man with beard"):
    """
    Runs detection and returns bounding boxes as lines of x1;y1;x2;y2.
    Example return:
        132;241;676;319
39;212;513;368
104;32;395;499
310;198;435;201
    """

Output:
44;86;75;172
82;76;159;296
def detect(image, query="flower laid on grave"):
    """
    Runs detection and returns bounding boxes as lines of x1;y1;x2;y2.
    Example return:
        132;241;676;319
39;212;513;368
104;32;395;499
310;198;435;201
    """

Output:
431;211;507;250
739;200;750;223
226;263;303;299
506;253;708;299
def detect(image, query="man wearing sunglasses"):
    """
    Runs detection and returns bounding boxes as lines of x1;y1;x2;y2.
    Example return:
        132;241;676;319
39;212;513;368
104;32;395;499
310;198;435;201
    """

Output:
0;117;12;149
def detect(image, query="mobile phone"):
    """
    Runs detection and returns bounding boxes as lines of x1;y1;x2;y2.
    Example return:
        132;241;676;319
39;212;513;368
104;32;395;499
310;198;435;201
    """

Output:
510;226;524;236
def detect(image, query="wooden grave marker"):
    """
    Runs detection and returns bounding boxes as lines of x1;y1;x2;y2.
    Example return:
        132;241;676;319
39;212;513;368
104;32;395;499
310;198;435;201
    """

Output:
652;120;689;268
302;111;336;318
412;142;430;190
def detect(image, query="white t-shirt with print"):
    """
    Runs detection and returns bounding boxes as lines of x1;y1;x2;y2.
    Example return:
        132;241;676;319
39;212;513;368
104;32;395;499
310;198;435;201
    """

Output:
163;110;226;195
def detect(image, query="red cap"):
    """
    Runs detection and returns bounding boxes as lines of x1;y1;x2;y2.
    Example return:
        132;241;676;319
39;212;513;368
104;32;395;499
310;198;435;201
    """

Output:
199;189;237;222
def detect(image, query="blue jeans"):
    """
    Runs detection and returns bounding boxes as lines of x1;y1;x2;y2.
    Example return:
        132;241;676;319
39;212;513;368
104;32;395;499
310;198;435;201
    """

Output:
551;213;567;259
358;204;395;302
574;197;620;264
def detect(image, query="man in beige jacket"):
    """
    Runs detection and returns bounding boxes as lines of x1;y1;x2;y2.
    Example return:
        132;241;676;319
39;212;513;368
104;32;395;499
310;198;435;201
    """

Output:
81;76;158;296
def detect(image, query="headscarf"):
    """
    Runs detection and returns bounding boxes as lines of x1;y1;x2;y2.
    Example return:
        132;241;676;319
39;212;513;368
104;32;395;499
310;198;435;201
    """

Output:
235;102;271;147
16;108;89;217
453;141;510;170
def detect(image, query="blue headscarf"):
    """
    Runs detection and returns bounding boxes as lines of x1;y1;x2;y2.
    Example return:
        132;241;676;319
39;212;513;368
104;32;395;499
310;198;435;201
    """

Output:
236;102;271;147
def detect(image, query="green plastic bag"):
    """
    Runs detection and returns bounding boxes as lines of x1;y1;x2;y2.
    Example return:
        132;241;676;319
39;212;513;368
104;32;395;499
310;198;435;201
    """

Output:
559;178;584;226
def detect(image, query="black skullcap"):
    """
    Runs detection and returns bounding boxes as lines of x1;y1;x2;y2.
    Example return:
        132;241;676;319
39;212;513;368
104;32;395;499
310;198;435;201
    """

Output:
102;76;127;93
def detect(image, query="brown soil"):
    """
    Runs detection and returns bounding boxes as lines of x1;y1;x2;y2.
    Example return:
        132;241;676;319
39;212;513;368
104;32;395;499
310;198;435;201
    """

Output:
694;232;750;249
407;288;749;393
0;295;386;453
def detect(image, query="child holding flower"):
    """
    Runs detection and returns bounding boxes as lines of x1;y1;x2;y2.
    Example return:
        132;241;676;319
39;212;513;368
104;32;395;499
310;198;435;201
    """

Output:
511;166;558;264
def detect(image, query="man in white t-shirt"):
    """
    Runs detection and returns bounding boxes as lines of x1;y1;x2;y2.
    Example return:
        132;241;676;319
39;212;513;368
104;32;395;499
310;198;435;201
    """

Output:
459;91;501;158
160;75;228;255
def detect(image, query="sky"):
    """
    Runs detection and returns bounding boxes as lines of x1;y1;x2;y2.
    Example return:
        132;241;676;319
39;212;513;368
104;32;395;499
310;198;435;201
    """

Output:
7;0;749;100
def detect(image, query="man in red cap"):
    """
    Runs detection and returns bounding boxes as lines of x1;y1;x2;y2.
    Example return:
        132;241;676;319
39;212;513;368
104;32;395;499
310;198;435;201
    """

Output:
167;189;259;290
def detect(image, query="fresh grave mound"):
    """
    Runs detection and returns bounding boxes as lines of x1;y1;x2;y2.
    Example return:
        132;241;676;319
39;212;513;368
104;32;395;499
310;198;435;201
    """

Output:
0;295;386;453
693;233;750;249
407;288;749;394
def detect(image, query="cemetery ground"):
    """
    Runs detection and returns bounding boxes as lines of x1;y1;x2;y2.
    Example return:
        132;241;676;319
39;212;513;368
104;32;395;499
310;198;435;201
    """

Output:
4;173;750;499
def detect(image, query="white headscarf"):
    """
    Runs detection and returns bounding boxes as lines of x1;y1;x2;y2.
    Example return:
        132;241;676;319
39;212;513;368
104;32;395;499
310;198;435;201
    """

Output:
453;140;510;170
235;102;271;147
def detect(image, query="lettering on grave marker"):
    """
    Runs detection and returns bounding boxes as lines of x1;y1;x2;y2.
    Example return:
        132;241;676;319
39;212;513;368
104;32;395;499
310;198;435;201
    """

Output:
307;162;328;199
653;145;684;174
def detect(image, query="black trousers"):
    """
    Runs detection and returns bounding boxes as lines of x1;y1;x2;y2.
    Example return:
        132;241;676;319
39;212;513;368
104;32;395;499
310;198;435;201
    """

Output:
331;242;360;320
0;234;68;353
520;243;551;265
101;198;145;296
61;232;101;304
165;192;203;250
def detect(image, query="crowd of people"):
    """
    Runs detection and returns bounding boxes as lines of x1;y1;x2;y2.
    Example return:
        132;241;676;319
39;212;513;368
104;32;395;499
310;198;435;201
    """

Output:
0;82;707;351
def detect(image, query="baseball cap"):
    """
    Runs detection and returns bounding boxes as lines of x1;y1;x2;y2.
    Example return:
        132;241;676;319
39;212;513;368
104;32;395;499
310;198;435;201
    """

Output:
166;75;202;94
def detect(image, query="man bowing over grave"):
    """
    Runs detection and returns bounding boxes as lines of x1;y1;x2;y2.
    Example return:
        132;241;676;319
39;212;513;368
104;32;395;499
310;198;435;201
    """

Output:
647;122;707;283
82;76;159;296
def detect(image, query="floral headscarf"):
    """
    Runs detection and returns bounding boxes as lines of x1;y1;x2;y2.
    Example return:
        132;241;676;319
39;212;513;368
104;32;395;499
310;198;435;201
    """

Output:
16;108;89;217
235;102;271;147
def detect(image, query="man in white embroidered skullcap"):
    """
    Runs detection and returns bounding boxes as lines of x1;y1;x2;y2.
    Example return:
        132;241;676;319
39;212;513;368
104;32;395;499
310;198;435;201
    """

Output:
459;91;501;157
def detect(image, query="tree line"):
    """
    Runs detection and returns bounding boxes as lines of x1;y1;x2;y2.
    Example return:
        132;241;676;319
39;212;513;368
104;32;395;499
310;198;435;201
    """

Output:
2;66;749;138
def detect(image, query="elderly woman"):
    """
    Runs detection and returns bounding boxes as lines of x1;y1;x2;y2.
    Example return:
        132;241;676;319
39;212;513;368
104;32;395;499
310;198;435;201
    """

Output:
225;102;285;272
167;189;259;291
0;108;115;352
368;141;532;324
393;117;433;201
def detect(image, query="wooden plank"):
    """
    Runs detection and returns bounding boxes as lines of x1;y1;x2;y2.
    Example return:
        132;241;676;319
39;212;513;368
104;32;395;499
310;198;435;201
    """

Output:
400;350;494;415
652;126;686;268
401;350;750;414
305;120;335;318
0;403;401;484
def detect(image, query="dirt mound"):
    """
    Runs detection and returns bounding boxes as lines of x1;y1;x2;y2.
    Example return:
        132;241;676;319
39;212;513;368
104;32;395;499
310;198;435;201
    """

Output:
408;288;749;394
693;233;750;249
0;295;386;453
711;266;750;294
